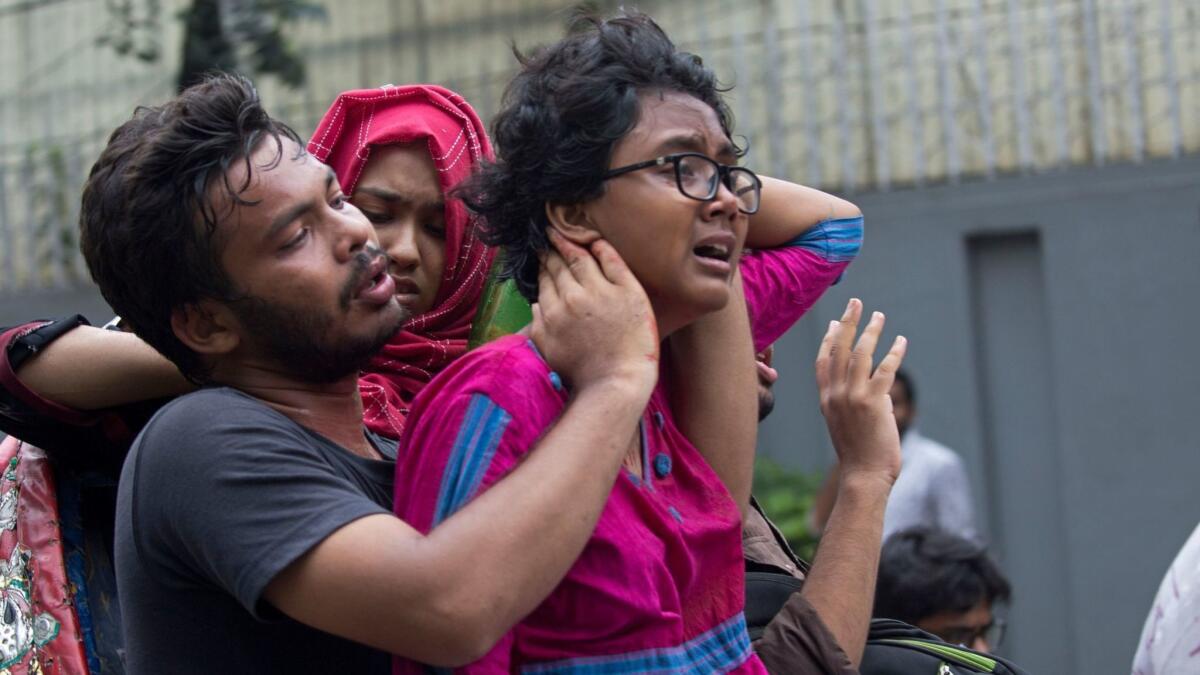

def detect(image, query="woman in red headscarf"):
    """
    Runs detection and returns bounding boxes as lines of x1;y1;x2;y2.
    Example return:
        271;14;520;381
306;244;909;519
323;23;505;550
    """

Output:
307;85;496;439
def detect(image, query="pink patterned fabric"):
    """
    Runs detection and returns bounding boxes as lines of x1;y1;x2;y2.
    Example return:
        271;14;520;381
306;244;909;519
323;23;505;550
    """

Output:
393;335;765;674
391;229;858;674
0;437;89;674
308;85;495;439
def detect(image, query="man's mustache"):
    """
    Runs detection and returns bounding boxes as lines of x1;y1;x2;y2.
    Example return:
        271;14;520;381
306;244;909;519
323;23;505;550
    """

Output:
338;246;390;310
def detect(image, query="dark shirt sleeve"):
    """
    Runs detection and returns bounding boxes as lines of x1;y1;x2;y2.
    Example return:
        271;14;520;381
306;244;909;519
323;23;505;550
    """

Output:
755;592;859;675
127;390;390;618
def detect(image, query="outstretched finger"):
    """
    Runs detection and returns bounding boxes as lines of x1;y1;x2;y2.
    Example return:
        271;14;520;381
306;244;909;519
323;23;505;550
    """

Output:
528;300;545;332
814;319;840;393
830;298;862;382
538;255;562;308
548;228;603;286
849;310;885;384
589;238;636;287
527;301;548;347
542;242;582;296
871;335;908;394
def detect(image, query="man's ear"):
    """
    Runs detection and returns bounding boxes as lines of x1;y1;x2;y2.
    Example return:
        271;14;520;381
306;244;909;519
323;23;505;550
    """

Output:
170;300;241;357
544;202;601;246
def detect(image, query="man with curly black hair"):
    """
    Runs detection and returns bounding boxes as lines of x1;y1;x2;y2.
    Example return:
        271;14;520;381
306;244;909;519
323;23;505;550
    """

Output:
875;527;1012;653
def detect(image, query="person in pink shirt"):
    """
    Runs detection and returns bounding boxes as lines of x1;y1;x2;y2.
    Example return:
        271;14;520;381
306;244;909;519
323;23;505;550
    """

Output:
392;12;906;673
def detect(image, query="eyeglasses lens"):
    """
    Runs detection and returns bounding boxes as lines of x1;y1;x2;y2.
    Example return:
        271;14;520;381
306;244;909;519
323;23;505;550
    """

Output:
729;169;759;213
673;155;760;214
985;619;1005;648
940;618;1004;651
677;155;717;201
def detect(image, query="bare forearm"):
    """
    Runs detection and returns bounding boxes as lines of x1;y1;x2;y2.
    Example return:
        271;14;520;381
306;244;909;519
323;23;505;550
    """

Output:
800;471;893;666
666;273;757;514
270;378;651;665
811;462;841;533
16;325;190;409
747;177;861;249
421;378;649;639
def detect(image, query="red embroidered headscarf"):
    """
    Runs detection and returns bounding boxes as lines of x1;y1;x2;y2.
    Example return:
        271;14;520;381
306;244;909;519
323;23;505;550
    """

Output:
308;85;495;439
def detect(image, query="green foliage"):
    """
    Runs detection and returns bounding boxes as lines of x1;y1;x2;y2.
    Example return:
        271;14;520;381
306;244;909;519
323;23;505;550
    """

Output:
753;458;824;562
22;143;80;286
96;0;162;62
214;0;327;89
98;0;326;90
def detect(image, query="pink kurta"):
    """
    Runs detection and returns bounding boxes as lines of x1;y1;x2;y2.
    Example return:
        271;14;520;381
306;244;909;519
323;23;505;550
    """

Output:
393;216;863;674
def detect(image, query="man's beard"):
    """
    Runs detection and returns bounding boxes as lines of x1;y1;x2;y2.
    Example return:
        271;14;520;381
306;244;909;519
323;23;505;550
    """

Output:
232;295;405;383
229;253;408;383
757;386;775;422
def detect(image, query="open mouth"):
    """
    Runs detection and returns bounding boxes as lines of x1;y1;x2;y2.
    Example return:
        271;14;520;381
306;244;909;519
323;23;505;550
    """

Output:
357;261;388;295
693;243;731;262
692;231;737;268
353;255;395;303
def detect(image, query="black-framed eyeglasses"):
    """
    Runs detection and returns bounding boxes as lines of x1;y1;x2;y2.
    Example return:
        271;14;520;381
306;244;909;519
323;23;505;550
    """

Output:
940;617;1006;650
602;152;762;215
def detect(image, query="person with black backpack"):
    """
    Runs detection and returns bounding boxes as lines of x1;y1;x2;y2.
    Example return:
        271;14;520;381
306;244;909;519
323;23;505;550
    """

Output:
874;527;1011;654
746;347;1034;674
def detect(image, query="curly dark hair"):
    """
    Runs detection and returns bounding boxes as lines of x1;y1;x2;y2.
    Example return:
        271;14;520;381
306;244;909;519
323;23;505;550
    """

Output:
874;527;1012;623
79;73;301;382
459;11;739;301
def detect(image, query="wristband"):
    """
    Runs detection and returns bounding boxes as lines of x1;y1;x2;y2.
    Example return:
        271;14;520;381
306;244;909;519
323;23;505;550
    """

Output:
5;315;90;371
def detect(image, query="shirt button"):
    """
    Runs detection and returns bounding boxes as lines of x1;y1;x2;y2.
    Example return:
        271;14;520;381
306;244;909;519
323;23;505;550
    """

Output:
548;371;563;391
653;452;672;479
653;411;665;429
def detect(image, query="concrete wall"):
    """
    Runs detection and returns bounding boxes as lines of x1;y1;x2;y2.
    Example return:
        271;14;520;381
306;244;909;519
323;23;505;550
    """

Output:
758;156;1200;675
0;288;111;329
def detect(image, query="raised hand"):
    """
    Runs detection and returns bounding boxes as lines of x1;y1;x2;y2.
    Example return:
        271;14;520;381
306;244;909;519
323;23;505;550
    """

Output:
530;228;659;397
815;297;908;485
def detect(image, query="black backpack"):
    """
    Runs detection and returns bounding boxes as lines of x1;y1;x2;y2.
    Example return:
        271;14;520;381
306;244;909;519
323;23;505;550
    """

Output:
862;619;1032;674
744;569;1033;674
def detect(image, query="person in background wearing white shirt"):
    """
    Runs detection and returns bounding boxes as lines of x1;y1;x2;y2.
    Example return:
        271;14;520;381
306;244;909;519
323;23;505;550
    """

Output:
814;369;977;542
1132;521;1200;675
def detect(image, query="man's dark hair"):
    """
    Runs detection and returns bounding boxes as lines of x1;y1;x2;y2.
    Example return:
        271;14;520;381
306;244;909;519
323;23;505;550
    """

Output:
874;527;1011;623
80;73;301;382
460;11;738;301
894;368;917;406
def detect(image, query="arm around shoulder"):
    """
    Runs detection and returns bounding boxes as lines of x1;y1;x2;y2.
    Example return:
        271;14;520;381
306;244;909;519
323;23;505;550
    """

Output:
746;177;862;250
13;322;190;410
265;513;505;666
268;374;652;666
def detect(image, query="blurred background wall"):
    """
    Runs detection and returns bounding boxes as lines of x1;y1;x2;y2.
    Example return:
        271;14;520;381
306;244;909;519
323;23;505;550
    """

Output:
0;1;1197;672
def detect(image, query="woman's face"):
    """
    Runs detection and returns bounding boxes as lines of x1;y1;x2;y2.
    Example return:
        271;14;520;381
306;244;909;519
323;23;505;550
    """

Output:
576;90;748;336
351;143;446;315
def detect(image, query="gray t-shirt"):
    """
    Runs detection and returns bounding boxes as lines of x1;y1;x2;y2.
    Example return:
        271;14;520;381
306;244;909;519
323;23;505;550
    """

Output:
115;387;395;674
